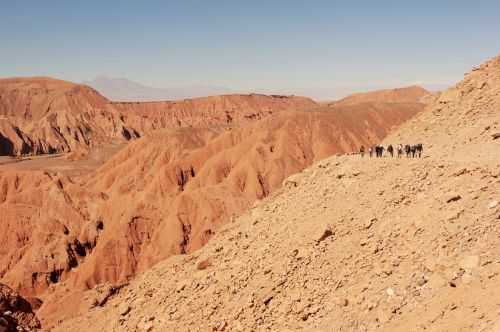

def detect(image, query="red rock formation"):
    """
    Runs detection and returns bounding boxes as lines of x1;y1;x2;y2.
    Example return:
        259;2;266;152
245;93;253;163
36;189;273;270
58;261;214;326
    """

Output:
110;93;318;131
0;77;429;328
0;101;422;328
0;77;130;155
0;78;317;156
330;85;434;106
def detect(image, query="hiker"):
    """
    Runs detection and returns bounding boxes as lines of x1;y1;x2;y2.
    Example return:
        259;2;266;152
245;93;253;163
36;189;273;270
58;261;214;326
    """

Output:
410;145;417;158
415;143;423;158
360;145;365;157
387;144;394;157
405;144;411;158
397;144;403;158
375;145;384;158
368;146;373;158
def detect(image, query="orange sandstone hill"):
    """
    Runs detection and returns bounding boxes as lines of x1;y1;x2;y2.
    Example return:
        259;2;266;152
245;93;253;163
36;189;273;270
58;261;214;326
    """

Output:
0;97;423;329
0;77;317;156
0;77;116;155
330;85;435;107
109;93;317;132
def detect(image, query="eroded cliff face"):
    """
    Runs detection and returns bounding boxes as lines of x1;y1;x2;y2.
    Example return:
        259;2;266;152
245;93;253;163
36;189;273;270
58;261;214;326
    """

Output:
0;101;422;329
0;75;434;329
0;77;318;157
0;77;133;156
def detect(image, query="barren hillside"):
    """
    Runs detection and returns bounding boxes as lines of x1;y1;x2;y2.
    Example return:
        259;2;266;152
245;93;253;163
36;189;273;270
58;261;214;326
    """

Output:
331;85;434;107
0;77;131;155
0;77;317;156
53;56;499;331
110;93;317;132
0;99;420;329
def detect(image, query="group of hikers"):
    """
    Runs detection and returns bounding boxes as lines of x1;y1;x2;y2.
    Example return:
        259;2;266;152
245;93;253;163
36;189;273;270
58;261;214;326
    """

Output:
359;144;423;158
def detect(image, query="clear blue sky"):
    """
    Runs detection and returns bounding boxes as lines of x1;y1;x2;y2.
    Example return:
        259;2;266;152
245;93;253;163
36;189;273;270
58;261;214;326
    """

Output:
1;1;500;99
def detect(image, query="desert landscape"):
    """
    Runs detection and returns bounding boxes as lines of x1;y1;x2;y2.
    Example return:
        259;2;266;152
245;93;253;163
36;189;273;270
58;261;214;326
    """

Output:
1;3;499;331
0;54;499;331
49;55;498;332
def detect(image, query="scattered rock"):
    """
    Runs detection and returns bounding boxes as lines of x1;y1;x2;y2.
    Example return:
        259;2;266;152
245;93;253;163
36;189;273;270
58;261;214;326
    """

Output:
316;226;334;243
446;193;462;203
214;320;227;331
416;276;428;287
452;168;468;177
364;218;376;229
119;303;131;316
488;201;498;209
334;297;349;307
196;258;212;270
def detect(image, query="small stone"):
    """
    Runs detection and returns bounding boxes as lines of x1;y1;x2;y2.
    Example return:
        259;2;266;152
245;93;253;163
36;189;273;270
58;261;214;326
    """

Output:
261;289;274;305
452;168;468;177
142;321;154;331
416;276;428;287
488;201;498;209
446;193;462;203
334;297;349;307
316;226;334;243
364;218;376;229
197;259;212;270
386;288;395;296
175;281;188;292
119;303;131;316
215;321;227;331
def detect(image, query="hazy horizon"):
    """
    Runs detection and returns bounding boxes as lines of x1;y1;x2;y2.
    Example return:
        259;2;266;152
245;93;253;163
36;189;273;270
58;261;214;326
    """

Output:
2;1;500;99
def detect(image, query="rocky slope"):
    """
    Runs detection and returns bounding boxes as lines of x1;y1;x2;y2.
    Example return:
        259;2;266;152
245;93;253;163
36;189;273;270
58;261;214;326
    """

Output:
0;100;420;328
0;77;317;156
52;56;499;331
0;283;40;332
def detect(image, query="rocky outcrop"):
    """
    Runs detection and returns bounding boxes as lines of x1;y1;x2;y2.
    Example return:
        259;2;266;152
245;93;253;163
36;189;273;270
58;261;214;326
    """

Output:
0;283;40;331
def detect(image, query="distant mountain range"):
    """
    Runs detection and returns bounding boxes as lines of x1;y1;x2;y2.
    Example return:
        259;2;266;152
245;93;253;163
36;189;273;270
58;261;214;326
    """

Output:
83;76;233;101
